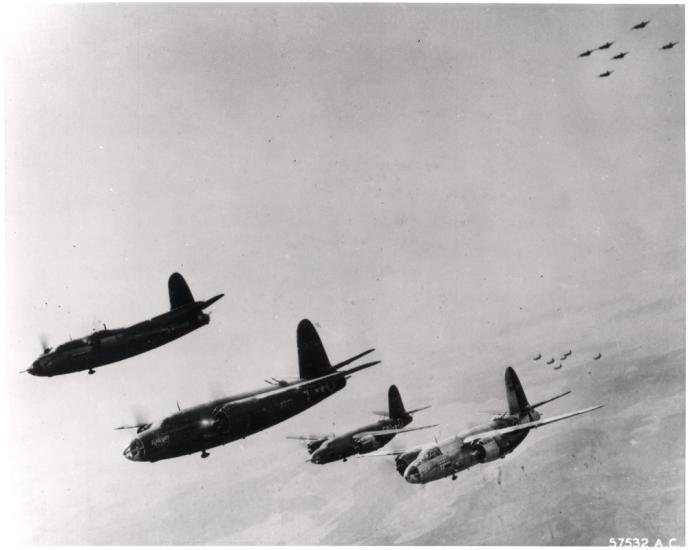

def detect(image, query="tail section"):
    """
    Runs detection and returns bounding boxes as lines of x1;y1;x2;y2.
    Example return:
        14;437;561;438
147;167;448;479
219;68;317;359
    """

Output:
168;273;195;310
388;385;407;419
297;320;332;379
505;367;530;415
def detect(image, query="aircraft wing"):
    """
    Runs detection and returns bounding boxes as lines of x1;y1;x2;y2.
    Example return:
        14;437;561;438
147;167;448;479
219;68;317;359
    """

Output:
462;405;603;444
355;449;406;457
227;361;380;406
359;424;438;438
286;435;329;441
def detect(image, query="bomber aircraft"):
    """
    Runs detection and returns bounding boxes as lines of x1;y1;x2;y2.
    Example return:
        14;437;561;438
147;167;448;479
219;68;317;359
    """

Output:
363;367;602;484
119;319;379;462
288;384;435;464
24;273;223;376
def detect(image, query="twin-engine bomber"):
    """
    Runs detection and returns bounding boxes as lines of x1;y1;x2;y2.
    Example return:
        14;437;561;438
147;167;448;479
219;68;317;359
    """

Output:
288;384;435;464
119;320;379;462
24;273;223;376
364;367;602;484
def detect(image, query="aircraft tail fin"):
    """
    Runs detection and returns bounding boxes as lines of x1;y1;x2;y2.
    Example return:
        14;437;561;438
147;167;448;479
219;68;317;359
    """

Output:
505;367;530;415
297;319;332;379
388;384;407;419
168;273;195;310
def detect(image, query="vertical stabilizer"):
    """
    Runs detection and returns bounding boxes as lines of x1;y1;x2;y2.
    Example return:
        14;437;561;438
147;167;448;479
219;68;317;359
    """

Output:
168;273;195;310
388;385;407;419
505;367;530;415
297;320;332;379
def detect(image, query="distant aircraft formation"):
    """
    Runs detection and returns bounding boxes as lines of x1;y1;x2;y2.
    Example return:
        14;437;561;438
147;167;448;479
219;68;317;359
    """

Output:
577;18;679;79
24;272;604;487
532;347;601;370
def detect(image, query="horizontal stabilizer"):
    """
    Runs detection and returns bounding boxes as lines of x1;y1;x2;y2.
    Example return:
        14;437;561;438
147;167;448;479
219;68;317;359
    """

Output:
360;424;438;438
462;405;603;444
341;361;380;376
202;293;224;309
332;348;375;370
527;390;571;411
372;410;390;417
406;405;431;415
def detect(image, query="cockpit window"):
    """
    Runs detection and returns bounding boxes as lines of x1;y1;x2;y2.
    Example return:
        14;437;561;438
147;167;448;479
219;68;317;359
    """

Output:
55;339;87;352
426;446;442;459
129;438;145;459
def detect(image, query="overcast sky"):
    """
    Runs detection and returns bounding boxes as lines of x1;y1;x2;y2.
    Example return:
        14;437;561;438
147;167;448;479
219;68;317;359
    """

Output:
4;3;684;545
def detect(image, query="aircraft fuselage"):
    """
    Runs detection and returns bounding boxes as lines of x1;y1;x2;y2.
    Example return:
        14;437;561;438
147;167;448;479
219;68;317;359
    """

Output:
310;417;410;464
29;306;213;376
400;413;536;484
124;373;348;462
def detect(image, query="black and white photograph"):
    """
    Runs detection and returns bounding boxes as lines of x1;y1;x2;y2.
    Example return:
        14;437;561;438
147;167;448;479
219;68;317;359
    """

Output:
4;2;685;545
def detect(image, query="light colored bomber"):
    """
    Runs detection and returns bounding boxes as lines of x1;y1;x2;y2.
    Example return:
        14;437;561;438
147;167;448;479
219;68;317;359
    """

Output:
364;367;602;484
288;384;435;464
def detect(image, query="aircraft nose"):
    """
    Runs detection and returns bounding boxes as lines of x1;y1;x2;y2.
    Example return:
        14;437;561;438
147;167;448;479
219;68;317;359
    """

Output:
27;362;40;376
123;438;145;461
404;465;421;484
310;450;323;464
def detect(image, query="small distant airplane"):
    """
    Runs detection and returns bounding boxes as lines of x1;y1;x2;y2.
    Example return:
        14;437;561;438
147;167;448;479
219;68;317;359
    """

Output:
363;368;602;484
24;273;223;376
598;70;614;78
554;364;563;370
533;354;542;361
560;355;568;361
631;20;650;30
119;319;379;462
288;385;435;464
593;353;602;360
564;350;572;357
546;358;555;365
660;42;679;50
598;41;615;50
578;49;594;58
612;52;630;60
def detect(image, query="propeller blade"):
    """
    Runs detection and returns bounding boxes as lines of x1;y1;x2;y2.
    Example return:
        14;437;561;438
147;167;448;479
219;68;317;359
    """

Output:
39;334;50;354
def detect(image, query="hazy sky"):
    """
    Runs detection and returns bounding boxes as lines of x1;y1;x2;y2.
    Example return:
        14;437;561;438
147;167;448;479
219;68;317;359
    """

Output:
4;3;684;545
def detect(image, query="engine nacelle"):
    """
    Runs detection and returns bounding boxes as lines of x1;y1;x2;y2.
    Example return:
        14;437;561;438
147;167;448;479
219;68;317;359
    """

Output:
212;403;252;435
395;449;421;476
353;434;378;453
473;438;502;463
307;439;326;454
